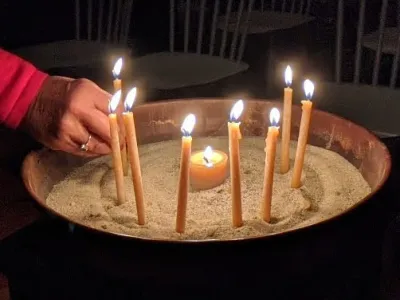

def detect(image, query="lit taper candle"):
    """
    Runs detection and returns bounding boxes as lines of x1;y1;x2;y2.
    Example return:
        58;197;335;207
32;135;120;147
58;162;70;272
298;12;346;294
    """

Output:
280;66;293;174
176;114;196;233
112;57;129;176
291;80;315;188
262;108;280;222
123;87;145;225
108;90;126;205
228;100;244;228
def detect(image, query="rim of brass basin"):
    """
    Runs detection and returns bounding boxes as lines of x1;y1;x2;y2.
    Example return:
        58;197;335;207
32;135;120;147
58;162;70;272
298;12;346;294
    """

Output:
21;98;392;244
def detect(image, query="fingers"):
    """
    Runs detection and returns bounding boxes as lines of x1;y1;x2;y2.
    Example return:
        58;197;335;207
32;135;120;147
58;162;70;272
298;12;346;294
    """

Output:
49;136;99;158
87;134;111;155
75;79;125;148
52;78;126;157
81;109;126;149
82;110;112;146
94;91;124;117
54;137;108;157
85;84;126;149
49;136;80;152
93;88;112;115
68;118;111;156
70;78;111;115
56;144;100;158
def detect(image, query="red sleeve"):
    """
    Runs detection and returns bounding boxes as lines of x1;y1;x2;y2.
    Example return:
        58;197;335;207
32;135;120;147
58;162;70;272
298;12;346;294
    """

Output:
0;48;48;129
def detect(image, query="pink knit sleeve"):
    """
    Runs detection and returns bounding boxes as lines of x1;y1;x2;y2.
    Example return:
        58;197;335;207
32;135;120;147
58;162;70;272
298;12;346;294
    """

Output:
0;48;48;129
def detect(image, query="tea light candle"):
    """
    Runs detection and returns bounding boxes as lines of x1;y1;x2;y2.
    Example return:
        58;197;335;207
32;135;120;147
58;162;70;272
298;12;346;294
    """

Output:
123;87;145;225
176;114;196;233
280;66;293;174
189;146;228;191
112;57;129;177
261;108;280;223
228;100;244;228
291;79;315;188
108;90;126;205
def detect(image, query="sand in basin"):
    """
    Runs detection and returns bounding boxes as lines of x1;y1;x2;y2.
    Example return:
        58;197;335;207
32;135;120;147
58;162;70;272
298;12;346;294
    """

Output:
46;137;371;241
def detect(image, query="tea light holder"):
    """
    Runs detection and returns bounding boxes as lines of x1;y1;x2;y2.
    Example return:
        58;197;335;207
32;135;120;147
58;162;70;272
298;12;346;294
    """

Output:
190;146;228;191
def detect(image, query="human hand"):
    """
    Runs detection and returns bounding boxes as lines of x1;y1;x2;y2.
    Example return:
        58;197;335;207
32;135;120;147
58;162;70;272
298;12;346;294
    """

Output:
21;76;124;157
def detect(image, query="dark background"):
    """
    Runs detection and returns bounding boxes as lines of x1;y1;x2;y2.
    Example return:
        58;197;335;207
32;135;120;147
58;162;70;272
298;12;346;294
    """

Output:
1;1;400;299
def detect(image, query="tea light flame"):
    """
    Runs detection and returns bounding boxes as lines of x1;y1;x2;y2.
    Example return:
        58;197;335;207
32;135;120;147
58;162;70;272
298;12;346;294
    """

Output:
124;87;137;112
269;108;280;127
303;79;314;100
181;114;196;136
229;99;244;122
112;58;123;78
109;90;122;114
203;146;213;168
285;66;293;87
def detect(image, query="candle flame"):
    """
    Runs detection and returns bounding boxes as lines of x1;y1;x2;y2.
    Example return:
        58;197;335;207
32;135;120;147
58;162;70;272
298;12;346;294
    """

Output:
124;87;137;112
285;66;293;87
269;108;280;127
203;146;213;168
108;90;122;114
181;114;196;136
303;79;314;100
112;58;123;78
229;99;244;122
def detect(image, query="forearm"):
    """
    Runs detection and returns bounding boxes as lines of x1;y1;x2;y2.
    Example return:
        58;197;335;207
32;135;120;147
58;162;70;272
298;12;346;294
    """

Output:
0;48;48;129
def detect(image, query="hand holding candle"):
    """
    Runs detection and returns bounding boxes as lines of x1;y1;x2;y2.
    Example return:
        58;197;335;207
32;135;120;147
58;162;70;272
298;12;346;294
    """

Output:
176;114;196;233
108;90;126;205
228;100;244;228
123;87;145;225
262;108;280;223
189;146;228;191
280;66;293;174
291;80;315;188
112;58;129;177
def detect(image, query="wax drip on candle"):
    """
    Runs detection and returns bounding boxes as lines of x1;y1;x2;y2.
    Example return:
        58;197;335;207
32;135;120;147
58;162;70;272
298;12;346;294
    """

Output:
229;99;244;123
124;87;137;112
203;146;214;168
112;58;123;79
109;90;122;114
285;66;293;87
181;114;196;137
270;108;281;127
304;79;315;100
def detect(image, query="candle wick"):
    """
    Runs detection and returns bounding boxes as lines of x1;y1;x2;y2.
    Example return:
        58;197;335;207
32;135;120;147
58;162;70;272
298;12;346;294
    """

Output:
229;118;240;124
229;113;241;123
203;157;213;168
124;102;131;113
181;129;191;137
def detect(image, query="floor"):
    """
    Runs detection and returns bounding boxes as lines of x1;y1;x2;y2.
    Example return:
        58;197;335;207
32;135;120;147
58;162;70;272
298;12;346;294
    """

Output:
0;127;43;300
0;273;9;300
0;289;9;300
